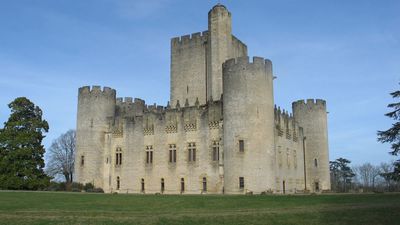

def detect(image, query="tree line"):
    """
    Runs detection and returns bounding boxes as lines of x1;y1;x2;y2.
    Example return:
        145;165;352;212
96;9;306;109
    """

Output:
330;158;400;192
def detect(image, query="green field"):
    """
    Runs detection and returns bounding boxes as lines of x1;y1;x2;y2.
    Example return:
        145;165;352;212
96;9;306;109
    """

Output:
0;192;399;225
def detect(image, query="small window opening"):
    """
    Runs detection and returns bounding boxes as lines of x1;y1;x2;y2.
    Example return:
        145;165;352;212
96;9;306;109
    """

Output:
161;178;165;193
180;178;185;193
202;177;207;192
239;177;244;189
116;176;120;190
314;158;318;167
81;155;85;166
141;178;145;192
239;140;245;152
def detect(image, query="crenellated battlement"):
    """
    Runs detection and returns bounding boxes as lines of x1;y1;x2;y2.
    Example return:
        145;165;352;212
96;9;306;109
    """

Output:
171;31;208;46
78;85;116;98
292;99;326;111
116;97;145;105
274;105;302;142
79;85;116;96
111;98;223;135
223;56;273;73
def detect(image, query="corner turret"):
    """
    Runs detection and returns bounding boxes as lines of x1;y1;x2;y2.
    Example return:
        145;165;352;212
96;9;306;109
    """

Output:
292;99;330;192
75;86;116;188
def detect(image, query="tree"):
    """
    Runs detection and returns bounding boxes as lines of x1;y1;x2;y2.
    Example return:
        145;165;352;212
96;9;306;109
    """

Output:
0;97;50;190
380;162;394;191
330;158;355;192
378;87;400;180
46;130;76;184
354;163;381;191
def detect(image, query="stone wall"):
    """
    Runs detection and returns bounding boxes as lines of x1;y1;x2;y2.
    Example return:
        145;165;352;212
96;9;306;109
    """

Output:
273;107;306;194
222;56;275;194
101;98;224;194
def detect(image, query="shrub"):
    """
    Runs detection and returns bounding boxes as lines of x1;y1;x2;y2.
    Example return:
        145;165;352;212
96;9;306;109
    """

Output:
71;182;84;191
84;183;94;192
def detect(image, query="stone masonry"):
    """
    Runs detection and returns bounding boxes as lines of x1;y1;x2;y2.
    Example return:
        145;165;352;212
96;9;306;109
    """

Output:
74;4;331;194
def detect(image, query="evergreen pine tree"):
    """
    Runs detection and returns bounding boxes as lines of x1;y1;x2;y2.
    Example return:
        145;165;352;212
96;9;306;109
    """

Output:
378;89;400;180
0;97;50;190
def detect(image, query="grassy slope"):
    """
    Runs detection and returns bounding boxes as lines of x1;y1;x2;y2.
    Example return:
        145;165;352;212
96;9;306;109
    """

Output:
0;192;399;225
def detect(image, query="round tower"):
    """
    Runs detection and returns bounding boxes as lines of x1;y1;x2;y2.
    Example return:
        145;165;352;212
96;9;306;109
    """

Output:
292;99;330;192
75;86;116;188
222;56;275;194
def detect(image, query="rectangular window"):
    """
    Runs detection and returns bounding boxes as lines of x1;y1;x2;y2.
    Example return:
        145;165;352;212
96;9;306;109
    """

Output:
212;141;219;161
169;144;176;163
239;177;244;189
174;150;177;162
146;145;153;164
239;140;245;152
115;147;122;166
188;142;196;162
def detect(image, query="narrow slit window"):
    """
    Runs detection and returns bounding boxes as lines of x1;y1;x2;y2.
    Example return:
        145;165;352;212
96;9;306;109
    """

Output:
202;177;207;192
180;178;185;193
239;140;245;152
212;141;219;161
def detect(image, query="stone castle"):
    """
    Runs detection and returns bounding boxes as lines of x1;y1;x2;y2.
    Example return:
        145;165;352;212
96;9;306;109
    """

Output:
74;4;330;194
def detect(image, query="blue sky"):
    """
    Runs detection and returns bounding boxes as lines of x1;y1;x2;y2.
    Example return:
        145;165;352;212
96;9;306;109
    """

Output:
0;0;399;166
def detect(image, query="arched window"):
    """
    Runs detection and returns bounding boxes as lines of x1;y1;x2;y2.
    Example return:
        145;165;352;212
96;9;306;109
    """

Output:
202;177;207;192
314;158;318;167
161;178;165;193
180;178;185;193
141;178;145;192
116;176;120;190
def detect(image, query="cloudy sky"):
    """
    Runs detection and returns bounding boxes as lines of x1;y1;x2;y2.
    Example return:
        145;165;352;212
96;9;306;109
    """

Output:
0;0;399;166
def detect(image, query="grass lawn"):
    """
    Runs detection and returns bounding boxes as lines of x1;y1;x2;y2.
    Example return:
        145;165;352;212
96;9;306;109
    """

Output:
0;191;399;225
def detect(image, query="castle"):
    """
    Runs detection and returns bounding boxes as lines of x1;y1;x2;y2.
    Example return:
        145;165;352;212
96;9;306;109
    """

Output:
74;4;330;194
